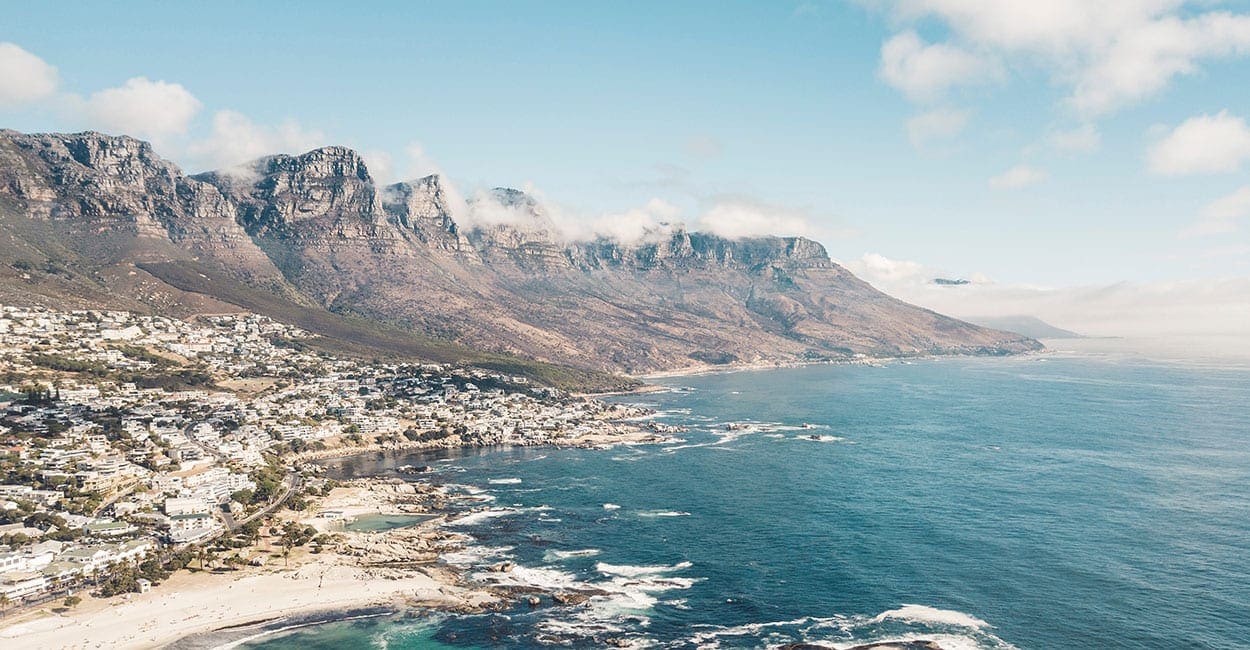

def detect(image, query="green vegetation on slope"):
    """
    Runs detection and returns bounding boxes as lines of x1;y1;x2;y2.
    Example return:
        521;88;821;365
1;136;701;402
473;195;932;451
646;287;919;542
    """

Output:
137;261;638;393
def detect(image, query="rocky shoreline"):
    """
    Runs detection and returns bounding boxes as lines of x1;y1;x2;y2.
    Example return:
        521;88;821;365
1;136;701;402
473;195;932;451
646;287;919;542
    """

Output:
285;404;684;465
177;415;685;646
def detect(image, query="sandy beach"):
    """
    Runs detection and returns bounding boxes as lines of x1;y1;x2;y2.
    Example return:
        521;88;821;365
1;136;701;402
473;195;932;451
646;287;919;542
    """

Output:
0;553;493;649
0;478;501;650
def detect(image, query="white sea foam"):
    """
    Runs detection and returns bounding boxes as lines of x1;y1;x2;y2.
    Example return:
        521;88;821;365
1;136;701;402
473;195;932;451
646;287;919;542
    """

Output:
440;545;514;567
209;611;395;649
830;633;1000;650
488;477;523;484
636;510;691;518
685;607;1015;650
797;434;848;443
448;503;553;527
475;564;583;591
463;553;698;646
871;604;990;629
446;508;516;526
607;575;699;592
596;560;693;578
543;548;602;561
686;616;823;646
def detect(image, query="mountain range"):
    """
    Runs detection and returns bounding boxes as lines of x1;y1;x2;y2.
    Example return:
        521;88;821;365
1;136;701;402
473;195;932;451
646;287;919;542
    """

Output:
969;315;1084;340
0;129;1040;388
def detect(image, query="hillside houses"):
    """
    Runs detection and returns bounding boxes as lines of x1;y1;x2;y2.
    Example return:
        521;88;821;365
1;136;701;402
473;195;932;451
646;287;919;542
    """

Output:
0;304;648;605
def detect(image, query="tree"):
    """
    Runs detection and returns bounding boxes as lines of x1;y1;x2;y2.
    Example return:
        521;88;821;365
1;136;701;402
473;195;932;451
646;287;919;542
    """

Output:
24;512;66;531
240;520;262;542
63;595;82;608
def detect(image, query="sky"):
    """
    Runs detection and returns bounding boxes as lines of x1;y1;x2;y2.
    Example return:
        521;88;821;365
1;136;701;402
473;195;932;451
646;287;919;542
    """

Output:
2;1;1249;341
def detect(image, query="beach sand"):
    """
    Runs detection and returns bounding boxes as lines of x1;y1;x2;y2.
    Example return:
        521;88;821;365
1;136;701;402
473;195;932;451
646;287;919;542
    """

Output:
0;553;492;649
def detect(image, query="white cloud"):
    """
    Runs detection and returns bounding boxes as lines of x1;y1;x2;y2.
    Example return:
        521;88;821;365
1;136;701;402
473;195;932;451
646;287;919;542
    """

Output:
1183;185;1250;237
0;42;58;107
1048;123;1101;154
695;198;814;238
890;0;1177;54
906;107;971;148
402;142;446;180
879;30;999;102
463;190;536;229
360;149;396;185
989;164;1047;189
1148;110;1250;176
83;77;201;140
453;191;826;244
1070;12;1250;116
591;198;683;242
843;251;1250;352
459;183;575;238
185;109;325;172
879;2;1250;117
363;142;446;185
848;252;929;283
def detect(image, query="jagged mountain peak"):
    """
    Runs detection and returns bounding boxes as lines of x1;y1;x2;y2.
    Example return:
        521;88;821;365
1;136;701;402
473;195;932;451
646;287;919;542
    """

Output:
0;128;1041;376
235;145;372;183
1;129;178;182
489;186;538;209
381;174;466;249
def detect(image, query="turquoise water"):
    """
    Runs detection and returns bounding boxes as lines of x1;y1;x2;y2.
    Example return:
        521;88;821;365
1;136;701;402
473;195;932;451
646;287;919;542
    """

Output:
341;513;436;532
250;354;1250;649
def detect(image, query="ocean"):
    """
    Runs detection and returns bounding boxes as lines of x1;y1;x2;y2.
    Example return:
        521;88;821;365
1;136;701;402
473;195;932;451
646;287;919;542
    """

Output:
246;351;1250;649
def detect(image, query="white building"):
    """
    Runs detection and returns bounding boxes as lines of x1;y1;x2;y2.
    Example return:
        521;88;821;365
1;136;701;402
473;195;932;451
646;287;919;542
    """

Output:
164;496;211;517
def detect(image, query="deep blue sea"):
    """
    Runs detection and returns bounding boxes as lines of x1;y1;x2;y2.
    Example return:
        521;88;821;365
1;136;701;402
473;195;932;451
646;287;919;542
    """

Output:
247;353;1250;649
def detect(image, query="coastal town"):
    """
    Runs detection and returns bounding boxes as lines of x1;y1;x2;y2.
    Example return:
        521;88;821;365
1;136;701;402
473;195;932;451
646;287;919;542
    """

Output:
0;303;670;637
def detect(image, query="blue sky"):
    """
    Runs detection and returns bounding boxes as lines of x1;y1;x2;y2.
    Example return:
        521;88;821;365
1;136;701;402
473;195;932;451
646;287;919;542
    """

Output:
2;1;1250;336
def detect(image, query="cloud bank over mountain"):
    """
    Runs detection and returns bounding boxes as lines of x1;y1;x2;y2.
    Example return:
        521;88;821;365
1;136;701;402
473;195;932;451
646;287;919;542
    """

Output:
846;252;1250;355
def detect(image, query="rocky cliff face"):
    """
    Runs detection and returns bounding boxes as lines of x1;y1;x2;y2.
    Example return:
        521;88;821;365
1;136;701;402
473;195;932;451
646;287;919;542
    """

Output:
0;130;288;289
381;175;469;252
0;130;1041;376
